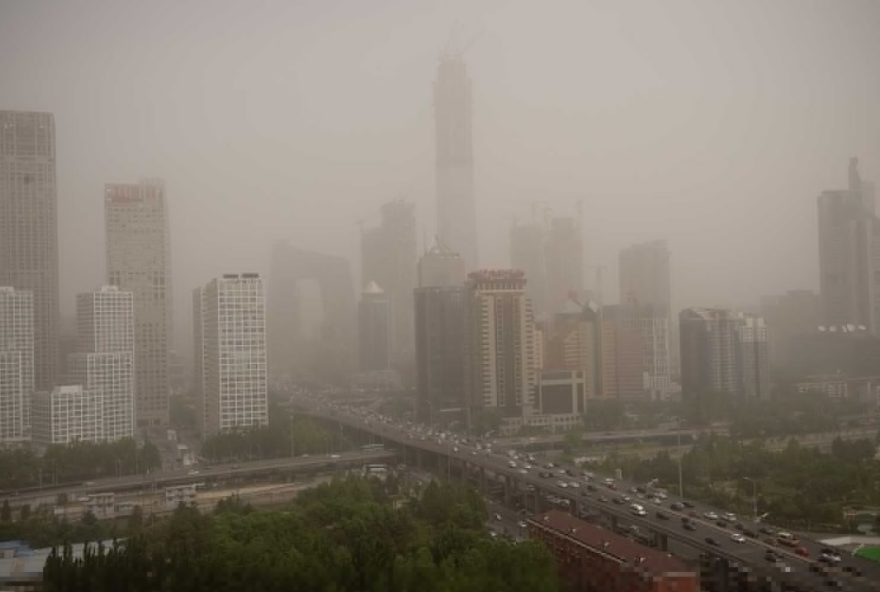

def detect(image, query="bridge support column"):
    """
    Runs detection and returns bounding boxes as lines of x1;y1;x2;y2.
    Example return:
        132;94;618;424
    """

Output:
655;532;668;551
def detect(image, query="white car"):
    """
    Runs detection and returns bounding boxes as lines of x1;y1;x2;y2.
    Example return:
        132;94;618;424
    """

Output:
569;481;580;488
557;481;569;488
722;512;737;522
704;511;719;521
731;533;746;544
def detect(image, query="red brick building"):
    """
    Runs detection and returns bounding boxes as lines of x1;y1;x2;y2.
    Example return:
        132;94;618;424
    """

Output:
528;510;699;592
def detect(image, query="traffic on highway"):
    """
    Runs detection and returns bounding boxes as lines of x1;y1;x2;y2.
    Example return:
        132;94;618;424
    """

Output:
291;387;880;592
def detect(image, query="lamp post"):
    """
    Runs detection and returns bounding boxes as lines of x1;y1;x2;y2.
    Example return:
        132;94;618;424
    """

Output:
677;431;684;498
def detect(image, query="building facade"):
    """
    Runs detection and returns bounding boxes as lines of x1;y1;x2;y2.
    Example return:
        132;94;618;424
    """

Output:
760;289;820;371
737;314;770;400
544;217;584;315
32;385;104;445
817;158;880;333
358;281;391;373
435;55;478;271
67;286;135;441
361;200;416;366
0;287;34;443
510;222;547;318
0;111;60;392
194;274;268;436
418;241;466;289
105;180;172;428
465;270;538;425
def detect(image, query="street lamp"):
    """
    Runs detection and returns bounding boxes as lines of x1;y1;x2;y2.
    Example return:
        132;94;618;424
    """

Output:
743;477;758;522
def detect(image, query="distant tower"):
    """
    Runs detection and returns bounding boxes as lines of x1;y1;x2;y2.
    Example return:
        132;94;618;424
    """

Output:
417;240;466;288
435;55;478;271
68;286;135;441
0;287;34;443
105;179;172;428
0;111;60;391
358;281;391;373
817;158;880;332
510;222;547;318
544;217;583;314
361;200;417;366
194;274;268;436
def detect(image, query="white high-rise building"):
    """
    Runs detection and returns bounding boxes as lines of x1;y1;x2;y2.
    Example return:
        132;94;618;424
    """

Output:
193;273;268;436
105;180;172;428
68;286;135;441
0;111;60;392
465;270;538;431
0;287;34;443
32;385;104;445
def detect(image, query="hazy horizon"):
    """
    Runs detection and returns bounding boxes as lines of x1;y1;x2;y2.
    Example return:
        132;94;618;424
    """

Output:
2;0;878;352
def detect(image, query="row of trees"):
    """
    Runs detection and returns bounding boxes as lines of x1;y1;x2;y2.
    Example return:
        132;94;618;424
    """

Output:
0;439;161;492
200;405;352;462
43;477;560;592
595;433;880;531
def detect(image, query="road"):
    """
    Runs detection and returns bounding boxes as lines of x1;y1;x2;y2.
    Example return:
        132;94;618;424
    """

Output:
0;449;396;507
292;394;880;592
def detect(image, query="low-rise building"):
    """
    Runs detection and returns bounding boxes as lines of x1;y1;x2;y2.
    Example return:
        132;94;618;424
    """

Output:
528;510;698;592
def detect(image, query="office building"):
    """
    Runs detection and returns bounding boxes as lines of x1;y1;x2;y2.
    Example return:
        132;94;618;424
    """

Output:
414;284;468;425
0;287;34;443
194;274;268;436
417;241;466;288
358;281;391;372
361;200;416;364
530;370;586;432
600;305;646;400
510;222;547;318
67;286;135;441
0;111;60;391
543;298;602;399
619;239;676;374
105;180;171;427
817;158;880;333
465;270;538;428
267;242;355;382
435;55;478;271
680;308;770;409
32;385;104;445
545;216;583;315
760;289;820;371
737;314;770;400
528;511;698;592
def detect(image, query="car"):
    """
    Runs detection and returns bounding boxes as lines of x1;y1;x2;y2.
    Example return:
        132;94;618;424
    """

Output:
586;484;598;492
569;481;580;488
187;469;200;475
508;461;517;468
518;469;528;474
722;512;737;522
517;520;527;528
558;481;569;489
730;533;746;544
794;546;809;557
703;511;719;521
494;513;502;521
733;522;745;531
764;550;778;563
683;521;697;531
597;496;609;503
819;551;841;564
763;537;777;546
622;495;632;503
682;501;695;508
656;511;669;520
716;519;729;528
705;537;719;547
670;502;685;511
612;496;626;505
759;526;776;536
743;529;757;539
330;454;341;459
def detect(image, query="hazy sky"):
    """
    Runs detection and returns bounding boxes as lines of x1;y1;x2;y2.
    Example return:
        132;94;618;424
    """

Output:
2;0;878;349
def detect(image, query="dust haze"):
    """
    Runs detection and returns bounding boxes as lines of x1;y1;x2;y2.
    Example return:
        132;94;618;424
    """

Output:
1;0;878;353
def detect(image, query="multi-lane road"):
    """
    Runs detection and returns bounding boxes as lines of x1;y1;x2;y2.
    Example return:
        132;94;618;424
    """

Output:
293;395;880;592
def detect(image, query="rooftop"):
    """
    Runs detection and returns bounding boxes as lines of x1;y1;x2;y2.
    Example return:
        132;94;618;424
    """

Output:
529;510;694;576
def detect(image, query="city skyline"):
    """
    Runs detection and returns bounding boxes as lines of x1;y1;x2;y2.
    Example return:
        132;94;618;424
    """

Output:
2;1;878;360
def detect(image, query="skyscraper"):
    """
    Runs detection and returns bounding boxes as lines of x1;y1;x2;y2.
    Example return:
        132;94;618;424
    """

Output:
358;282;391;373
619;240;672;314
0;111;60;391
543;298;602;399
0;287;34;443
817;158;880;333
105;180;172;428
544;217;583;314
361;200;416;364
68;286;135;441
417;241;466;288
510;222;547;318
32;385;104;445
680;308;770;413
465;270;538;426
194;273;268;436
435;55;477;271
267;242;356;383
